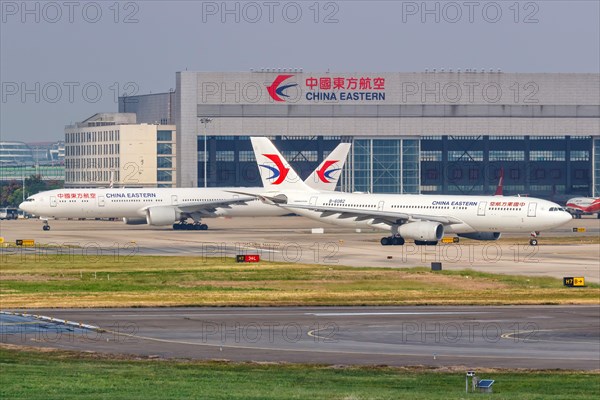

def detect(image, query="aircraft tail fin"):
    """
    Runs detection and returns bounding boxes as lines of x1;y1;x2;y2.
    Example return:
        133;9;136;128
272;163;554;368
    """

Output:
304;142;351;191
250;137;313;191
494;167;504;196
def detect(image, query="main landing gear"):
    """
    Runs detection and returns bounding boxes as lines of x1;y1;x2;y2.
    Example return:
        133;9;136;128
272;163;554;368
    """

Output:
380;236;439;246
380;236;405;246
172;220;208;231
42;220;50;231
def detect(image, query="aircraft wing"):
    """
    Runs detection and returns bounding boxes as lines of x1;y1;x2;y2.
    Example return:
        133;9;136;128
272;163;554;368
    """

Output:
150;196;255;215
281;203;464;226
226;190;288;205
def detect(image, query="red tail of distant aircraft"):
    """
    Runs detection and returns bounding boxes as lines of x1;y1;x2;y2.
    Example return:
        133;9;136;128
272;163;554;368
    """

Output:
494;168;504;196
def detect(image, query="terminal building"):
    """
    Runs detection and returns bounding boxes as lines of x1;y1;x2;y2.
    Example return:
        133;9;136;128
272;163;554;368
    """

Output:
0;141;65;182
115;71;599;199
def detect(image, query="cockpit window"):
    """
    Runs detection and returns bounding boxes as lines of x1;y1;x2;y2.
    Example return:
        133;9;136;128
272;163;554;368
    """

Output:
549;207;566;212
25;198;35;202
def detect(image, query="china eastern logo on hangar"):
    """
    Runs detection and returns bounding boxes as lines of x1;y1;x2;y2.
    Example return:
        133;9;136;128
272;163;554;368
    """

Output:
267;75;298;102
267;75;386;102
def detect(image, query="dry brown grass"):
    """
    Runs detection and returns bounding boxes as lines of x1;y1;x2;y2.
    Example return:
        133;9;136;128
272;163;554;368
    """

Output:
1;255;598;308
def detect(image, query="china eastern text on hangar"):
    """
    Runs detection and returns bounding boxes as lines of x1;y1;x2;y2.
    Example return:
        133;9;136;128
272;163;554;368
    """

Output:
306;92;386;101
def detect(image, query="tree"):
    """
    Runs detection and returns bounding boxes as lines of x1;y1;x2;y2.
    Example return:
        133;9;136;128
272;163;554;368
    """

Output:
0;175;62;207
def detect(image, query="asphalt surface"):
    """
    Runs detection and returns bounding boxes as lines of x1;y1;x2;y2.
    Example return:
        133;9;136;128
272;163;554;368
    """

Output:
2;306;599;370
2;218;599;370
1;217;599;282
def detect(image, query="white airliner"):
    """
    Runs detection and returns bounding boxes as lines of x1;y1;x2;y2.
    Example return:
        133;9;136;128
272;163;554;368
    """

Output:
239;137;572;246
565;197;600;219
19;143;351;231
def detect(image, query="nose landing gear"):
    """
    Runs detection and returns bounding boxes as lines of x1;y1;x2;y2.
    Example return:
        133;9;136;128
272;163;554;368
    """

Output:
42;220;50;231
529;231;540;246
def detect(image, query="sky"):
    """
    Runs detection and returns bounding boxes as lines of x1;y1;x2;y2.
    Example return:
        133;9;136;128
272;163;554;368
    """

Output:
1;0;599;142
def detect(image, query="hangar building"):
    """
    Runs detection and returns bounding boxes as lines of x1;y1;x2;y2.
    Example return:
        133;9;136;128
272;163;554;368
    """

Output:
118;71;600;198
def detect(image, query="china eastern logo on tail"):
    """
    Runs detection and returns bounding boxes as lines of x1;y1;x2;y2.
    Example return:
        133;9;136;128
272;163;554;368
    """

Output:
317;160;341;183
259;154;290;184
267;75;297;102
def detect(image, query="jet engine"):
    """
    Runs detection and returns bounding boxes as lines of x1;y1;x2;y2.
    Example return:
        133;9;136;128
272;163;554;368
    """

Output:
145;207;179;226
123;217;147;225
398;221;444;241
458;232;501;241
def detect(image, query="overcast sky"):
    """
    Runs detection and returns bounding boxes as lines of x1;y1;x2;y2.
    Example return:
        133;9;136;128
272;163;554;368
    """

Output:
1;0;599;142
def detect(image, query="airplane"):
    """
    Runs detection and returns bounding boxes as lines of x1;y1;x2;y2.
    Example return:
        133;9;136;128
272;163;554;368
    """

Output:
18;143;351;231
236;137;573;246
565;197;600;219
494;167;504;196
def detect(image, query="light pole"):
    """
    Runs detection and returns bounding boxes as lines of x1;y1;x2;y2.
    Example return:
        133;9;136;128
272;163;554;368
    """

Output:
200;118;213;188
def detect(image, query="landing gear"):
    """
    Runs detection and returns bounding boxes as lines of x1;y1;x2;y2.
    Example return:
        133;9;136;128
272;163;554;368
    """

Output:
415;240;439;246
172;221;208;231
380;236;405;246
42;221;50;231
529;231;539;246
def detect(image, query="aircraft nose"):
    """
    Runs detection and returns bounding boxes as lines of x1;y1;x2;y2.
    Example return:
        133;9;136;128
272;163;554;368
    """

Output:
559;211;572;225
19;201;30;212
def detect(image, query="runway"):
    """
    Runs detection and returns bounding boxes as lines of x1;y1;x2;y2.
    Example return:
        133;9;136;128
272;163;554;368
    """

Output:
2;306;599;370
1;217;599;282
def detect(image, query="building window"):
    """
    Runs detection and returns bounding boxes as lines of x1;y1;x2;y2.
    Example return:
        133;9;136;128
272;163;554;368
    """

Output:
157;157;172;168
448;136;481;141
282;150;318;162
353;138;420;194
504;185;525;192
157;170;172;182
530;136;565;140
239;151;255;162
570;151;589;161
489;150;525;161
530;151;565;161
448;151;483;161
530;185;554;191
216;151;234;161
489;136;525;140
420;151;442;161
157;143;173;155
157;130;172;141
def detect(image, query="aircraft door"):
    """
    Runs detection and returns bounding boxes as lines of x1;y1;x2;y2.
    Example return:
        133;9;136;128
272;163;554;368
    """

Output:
171;195;178;205
50;196;57;207
310;196;318;206
527;202;537;217
377;200;385;211
477;201;487;216
98;196;105;207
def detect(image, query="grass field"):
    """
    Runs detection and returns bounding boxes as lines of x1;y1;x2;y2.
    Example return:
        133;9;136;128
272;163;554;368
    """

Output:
1;255;598;308
1;346;598;400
